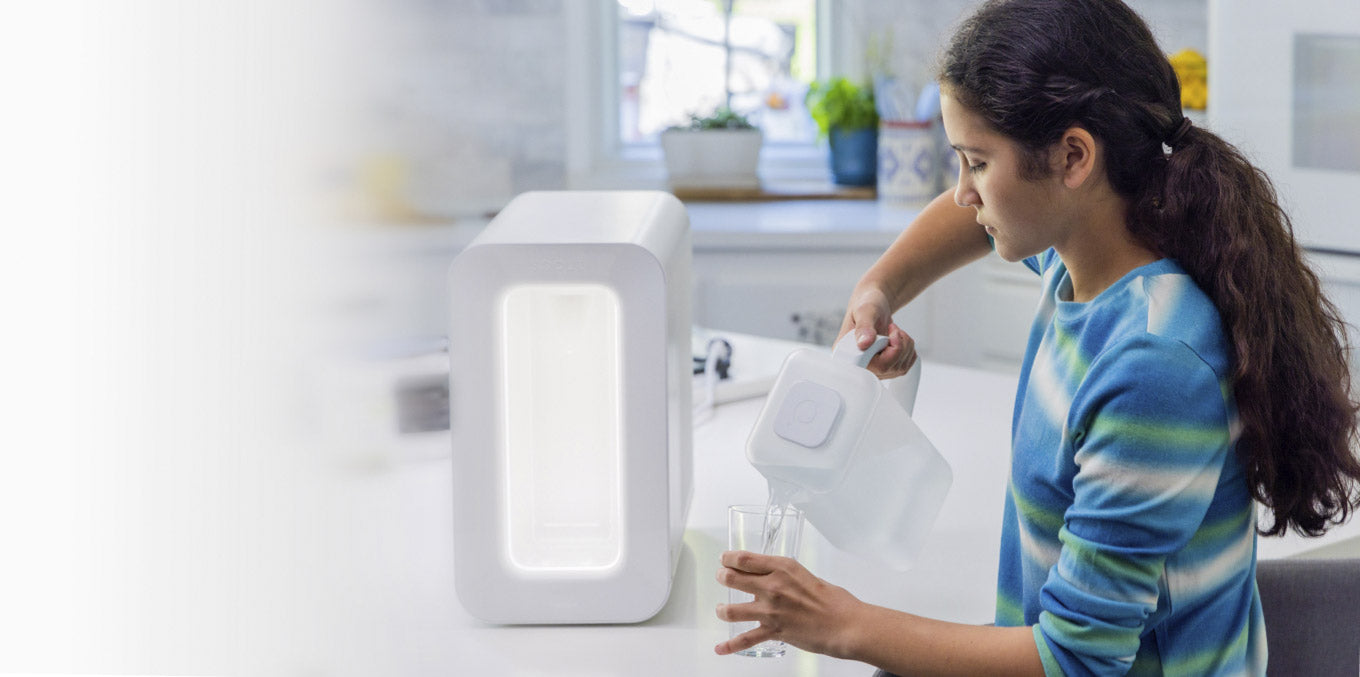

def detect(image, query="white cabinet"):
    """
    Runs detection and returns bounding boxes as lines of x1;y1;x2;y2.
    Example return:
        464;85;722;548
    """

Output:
691;242;1042;376
926;255;1039;374
686;201;938;355
692;247;933;349
329;222;484;352
686;199;1040;376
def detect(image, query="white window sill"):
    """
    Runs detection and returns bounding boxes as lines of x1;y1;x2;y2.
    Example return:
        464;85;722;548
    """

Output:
568;142;835;191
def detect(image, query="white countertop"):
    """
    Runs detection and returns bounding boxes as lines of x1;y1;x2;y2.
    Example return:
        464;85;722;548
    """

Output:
353;198;921;255
356;197;1360;260
282;333;1359;676
302;337;1013;676
685;200;920;250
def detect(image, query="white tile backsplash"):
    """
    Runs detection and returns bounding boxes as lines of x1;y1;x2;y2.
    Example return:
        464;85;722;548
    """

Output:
358;0;1204;218
352;0;569;218
839;0;1207;91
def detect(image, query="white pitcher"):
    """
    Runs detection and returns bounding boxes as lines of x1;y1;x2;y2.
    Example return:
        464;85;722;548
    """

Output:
746;333;952;570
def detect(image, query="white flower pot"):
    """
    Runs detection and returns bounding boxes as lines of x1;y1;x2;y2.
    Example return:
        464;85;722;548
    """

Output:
660;128;762;190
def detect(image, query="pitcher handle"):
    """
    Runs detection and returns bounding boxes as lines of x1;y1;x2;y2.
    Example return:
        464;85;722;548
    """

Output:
832;332;889;368
832;333;921;416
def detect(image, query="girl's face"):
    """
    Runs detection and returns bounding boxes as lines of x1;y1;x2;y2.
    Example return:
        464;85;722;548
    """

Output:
941;92;1069;263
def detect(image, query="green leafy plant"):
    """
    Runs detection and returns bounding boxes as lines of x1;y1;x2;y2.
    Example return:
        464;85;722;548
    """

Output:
670;106;757;131
805;78;879;137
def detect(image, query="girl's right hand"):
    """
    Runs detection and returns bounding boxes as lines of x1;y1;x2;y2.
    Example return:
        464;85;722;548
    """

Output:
838;287;917;379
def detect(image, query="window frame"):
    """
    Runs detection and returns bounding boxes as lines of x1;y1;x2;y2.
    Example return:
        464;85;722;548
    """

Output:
566;0;842;189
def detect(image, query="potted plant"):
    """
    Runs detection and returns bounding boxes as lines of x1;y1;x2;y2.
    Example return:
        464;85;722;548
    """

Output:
805;78;880;186
659;107;762;191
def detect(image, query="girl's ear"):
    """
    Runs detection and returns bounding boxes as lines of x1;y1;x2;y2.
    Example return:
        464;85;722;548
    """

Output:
1053;126;1098;189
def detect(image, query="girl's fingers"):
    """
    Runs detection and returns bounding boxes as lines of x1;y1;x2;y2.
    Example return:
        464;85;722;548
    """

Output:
714;624;777;656
715;600;762;623
897;329;917;371
869;324;916;378
715;566;765;597
719;549;780;574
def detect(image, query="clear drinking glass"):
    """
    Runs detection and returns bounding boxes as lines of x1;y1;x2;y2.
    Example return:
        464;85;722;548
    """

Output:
726;504;804;658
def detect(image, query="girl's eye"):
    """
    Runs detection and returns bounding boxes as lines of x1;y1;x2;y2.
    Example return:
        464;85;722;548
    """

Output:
968;162;987;174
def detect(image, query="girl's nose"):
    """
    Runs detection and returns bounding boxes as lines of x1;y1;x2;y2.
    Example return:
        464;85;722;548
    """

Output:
954;172;979;208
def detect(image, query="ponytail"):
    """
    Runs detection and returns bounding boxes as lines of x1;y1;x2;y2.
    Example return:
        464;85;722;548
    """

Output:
1132;124;1360;536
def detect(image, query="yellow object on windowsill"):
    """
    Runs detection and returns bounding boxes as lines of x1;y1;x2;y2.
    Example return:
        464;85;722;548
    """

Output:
1169;48;1208;110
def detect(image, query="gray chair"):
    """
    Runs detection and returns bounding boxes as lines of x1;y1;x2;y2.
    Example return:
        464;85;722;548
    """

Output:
1256;557;1360;676
869;558;1360;676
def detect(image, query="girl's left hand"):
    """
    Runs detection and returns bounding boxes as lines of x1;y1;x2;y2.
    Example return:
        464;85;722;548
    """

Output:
714;550;867;658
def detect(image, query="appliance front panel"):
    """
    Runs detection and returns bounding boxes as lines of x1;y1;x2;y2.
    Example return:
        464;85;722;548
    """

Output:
450;241;674;623
500;283;623;573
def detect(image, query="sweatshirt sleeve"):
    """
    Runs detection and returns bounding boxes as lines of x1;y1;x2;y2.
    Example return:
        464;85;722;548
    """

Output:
1033;335;1233;676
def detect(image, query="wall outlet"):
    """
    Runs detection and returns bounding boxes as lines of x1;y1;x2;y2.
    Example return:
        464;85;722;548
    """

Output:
789;309;844;346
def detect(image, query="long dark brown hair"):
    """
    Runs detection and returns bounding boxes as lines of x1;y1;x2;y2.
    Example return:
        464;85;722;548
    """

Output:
940;0;1360;536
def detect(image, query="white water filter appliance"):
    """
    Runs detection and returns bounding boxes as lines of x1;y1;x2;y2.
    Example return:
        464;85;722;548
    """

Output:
448;191;692;624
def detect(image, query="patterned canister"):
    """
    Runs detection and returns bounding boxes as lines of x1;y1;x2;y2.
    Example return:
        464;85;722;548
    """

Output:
877;119;938;205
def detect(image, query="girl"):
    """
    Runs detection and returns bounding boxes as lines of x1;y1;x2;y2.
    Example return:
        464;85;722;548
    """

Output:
714;1;1360;674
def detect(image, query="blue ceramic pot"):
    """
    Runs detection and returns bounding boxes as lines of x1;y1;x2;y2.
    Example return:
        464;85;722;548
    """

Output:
829;126;878;186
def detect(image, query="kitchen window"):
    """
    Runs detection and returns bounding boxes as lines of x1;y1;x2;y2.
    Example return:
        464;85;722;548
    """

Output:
567;0;838;188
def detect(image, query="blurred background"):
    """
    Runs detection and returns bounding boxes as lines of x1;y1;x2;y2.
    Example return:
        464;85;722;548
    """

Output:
5;1;1356;675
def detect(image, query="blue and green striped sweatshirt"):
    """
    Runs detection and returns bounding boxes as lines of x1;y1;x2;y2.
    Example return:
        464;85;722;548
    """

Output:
997;249;1267;676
